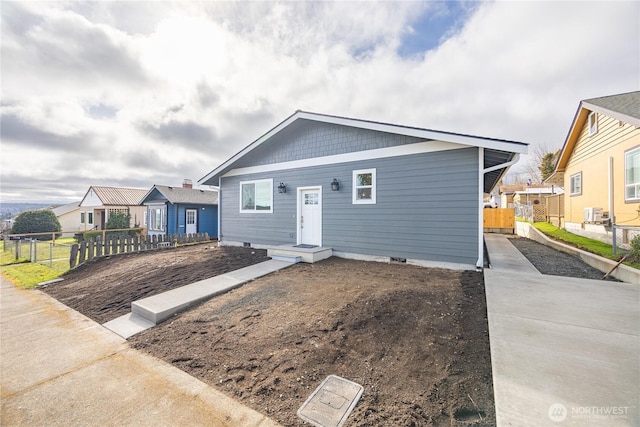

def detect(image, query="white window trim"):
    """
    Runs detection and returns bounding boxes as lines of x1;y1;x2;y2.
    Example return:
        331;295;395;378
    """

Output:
625;147;640;201
87;211;93;225
352;168;376;204
570;172;582;196
588;112;598;136
239;179;273;213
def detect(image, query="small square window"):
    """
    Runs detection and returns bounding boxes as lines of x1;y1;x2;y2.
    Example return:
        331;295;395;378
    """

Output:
353;169;376;204
588;112;598;136
570;172;582;196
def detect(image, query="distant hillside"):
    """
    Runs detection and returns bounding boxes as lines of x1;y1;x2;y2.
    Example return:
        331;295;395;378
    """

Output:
0;203;51;220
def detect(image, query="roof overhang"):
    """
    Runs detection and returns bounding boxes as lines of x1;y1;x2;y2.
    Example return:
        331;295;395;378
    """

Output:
199;111;528;186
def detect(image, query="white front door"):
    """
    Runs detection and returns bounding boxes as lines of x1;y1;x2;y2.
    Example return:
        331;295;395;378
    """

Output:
299;188;322;246
186;209;197;234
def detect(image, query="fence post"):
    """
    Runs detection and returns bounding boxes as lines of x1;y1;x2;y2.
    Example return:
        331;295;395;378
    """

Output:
70;244;78;268
612;224;617;254
50;242;53;268
88;240;95;261
31;239;37;263
79;241;86;265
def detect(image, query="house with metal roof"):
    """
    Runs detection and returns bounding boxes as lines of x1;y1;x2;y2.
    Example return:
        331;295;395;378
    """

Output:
549;91;640;243
78;186;148;231
140;180;218;238
199;111;527;269
50;201;81;236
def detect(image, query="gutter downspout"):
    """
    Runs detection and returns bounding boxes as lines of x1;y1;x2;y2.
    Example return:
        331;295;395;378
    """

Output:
609;156;616;225
218;177;222;242
477;152;521;269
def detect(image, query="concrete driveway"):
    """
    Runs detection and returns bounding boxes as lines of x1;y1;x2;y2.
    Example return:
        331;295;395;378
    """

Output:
484;234;639;426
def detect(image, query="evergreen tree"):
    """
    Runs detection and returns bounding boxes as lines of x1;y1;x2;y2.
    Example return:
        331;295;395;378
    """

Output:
11;210;61;238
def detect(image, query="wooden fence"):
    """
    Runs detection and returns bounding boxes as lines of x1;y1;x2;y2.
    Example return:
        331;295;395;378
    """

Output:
70;233;210;268
483;208;515;233
544;194;564;227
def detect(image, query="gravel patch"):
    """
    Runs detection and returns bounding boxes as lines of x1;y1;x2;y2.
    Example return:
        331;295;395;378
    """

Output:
507;236;619;281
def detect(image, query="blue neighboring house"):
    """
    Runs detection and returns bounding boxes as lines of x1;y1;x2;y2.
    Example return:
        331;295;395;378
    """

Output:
198;111;527;269
141;182;218;239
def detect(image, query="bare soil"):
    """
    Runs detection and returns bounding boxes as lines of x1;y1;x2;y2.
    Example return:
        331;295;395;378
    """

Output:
43;244;270;323
44;243;495;426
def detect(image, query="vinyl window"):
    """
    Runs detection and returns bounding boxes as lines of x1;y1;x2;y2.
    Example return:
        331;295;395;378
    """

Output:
588;112;598;136
240;179;273;213
625;147;640;201
148;207;165;231
353;169;376;204
570;172;582;196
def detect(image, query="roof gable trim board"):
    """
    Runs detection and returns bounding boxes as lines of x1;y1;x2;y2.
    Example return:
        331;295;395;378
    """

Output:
221;140;466;178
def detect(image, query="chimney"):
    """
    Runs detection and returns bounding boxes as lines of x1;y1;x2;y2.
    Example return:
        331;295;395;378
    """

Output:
182;179;193;189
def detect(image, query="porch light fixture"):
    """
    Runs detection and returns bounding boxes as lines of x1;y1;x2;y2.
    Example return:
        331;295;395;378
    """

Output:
331;178;340;191
278;182;287;193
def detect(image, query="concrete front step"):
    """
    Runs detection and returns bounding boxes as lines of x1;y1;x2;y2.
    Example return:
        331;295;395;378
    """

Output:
103;259;295;338
267;245;332;263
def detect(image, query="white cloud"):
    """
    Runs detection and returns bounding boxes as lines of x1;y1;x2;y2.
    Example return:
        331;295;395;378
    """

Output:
1;1;638;203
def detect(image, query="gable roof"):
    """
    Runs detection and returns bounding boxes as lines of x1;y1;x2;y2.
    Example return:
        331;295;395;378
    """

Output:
199;110;528;193
141;185;218;205
81;186;148;206
553;91;640;175
51;201;80;216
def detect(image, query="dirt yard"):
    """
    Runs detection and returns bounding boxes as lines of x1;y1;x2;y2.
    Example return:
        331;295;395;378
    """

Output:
45;243;494;426
43;244;270;323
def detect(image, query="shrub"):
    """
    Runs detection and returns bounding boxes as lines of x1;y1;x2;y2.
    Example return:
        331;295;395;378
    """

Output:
105;211;131;230
629;235;640;263
10;210;61;239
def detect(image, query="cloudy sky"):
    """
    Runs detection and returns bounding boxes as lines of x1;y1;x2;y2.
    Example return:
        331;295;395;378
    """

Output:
1;1;638;204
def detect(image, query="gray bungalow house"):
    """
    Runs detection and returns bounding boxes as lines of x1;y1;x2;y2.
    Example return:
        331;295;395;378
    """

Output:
199;111;527;269
140;181;218;238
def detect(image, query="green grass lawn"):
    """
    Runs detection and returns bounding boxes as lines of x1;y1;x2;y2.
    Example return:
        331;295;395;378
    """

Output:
533;223;618;258
533;222;640;269
1;249;29;266
1;262;65;289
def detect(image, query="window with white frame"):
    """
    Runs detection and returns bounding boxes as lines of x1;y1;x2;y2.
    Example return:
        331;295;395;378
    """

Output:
80;212;85;224
625;147;640;201
353;168;376;204
148;207;165;231
570;172;582;196
588;112;598;136
240;179;273;213
87;212;93;225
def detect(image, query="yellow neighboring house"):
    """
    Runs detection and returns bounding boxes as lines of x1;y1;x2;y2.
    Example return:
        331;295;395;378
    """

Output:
550;91;640;242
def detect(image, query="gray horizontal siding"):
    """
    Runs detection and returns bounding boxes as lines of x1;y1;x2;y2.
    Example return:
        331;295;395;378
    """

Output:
235;120;426;168
220;147;479;265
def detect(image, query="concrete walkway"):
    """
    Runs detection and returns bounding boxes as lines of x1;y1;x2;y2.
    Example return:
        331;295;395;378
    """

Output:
0;276;281;427
484;234;640;426
105;259;295;338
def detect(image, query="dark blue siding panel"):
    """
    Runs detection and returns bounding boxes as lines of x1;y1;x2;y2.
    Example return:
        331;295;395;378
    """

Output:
220;147;479;265
175;204;218;236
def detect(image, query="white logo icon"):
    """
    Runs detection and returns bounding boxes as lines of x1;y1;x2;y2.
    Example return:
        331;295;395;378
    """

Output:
549;403;567;422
